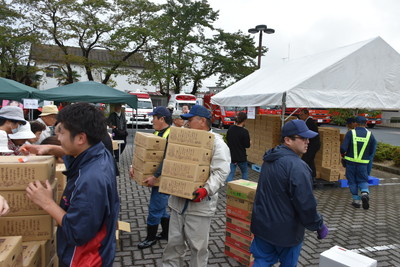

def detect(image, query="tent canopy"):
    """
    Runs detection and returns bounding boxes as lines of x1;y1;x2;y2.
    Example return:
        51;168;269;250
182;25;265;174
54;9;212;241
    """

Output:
0;77;38;101
212;37;400;110
32;81;137;109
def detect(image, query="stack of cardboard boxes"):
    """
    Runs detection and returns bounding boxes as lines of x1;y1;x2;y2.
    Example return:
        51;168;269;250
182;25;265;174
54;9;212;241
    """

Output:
225;179;258;266
0;156;58;267
246;115;295;166
132;132;167;186
315;127;346;181
159;127;214;199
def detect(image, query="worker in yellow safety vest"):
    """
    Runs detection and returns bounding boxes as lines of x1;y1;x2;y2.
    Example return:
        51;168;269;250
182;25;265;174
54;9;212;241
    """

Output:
340;116;377;210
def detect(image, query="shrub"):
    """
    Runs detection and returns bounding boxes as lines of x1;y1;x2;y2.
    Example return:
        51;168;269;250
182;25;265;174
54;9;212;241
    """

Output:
374;142;395;162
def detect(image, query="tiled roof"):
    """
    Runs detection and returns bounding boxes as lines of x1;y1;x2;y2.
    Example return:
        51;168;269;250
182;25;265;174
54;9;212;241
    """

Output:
31;44;145;68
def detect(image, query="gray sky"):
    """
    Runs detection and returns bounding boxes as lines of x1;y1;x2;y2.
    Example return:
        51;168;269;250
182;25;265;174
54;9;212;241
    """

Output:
153;0;400;88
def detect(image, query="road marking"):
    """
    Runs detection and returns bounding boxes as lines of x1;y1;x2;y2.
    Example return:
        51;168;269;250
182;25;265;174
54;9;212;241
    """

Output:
351;244;400;253
379;183;400;186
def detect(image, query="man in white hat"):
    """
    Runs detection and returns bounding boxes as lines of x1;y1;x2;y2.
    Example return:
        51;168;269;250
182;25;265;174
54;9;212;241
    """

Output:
36;105;58;144
0;106;27;155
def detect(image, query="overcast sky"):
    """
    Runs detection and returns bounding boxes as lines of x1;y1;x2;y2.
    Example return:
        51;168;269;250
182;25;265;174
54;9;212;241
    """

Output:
152;0;400;88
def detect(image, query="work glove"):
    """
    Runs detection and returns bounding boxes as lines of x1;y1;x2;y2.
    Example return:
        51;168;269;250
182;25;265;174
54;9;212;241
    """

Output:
317;224;329;239
192;188;208;202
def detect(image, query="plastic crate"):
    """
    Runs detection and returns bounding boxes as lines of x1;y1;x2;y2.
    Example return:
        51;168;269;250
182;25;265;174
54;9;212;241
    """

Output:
338;176;379;188
251;164;261;172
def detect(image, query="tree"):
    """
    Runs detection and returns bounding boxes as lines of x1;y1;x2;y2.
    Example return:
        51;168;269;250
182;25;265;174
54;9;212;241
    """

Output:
136;0;258;95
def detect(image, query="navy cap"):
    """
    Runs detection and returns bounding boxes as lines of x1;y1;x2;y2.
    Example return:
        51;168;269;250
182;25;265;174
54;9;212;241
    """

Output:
281;119;318;138
149;106;171;118
346;117;356;124
355;116;367;123
181;105;211;119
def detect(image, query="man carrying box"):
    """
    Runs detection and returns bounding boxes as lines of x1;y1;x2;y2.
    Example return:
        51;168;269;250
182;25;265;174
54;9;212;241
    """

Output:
132;106;172;249
162;105;230;267
250;120;328;267
25;103;119;267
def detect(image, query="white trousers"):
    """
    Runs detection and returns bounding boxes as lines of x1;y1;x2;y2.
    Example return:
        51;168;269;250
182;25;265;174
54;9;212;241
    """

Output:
162;209;212;267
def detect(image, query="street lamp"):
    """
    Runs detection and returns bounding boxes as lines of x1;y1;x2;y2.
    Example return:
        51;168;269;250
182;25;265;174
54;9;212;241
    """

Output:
248;24;275;68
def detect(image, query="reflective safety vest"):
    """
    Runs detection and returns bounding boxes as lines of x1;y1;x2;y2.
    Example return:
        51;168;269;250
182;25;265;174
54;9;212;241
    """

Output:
344;129;371;164
154;127;170;139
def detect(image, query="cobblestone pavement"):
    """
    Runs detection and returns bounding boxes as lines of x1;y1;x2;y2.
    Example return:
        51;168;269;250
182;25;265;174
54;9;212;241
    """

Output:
114;130;400;267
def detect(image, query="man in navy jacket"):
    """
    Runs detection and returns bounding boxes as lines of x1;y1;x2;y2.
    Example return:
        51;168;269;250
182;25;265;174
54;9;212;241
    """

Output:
26;103;119;267
250;120;328;267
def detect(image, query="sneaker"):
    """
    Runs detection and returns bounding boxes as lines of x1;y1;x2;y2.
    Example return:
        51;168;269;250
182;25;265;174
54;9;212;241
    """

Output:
361;193;370;210
351;200;361;208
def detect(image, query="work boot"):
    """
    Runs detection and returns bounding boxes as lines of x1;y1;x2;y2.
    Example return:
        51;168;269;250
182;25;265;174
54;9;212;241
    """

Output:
361;192;370;210
138;224;158;249
156;217;169;240
351;200;361;208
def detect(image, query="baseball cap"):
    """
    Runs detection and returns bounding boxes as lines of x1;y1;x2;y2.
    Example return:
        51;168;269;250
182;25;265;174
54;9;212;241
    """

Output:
39;105;59;116
180;105;211;119
8;121;36;139
281;119;318;138
355;116;367;124
149;106;171;118
0;106;26;125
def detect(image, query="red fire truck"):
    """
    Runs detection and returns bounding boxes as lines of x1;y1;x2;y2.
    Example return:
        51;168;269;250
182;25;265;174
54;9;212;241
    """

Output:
285;108;331;125
203;93;246;128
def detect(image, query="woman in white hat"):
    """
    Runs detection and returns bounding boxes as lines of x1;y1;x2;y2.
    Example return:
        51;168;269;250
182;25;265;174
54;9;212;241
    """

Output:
9;121;36;148
0;106;26;155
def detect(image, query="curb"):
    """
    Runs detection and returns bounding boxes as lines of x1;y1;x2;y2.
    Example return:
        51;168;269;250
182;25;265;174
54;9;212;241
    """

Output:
373;163;400;175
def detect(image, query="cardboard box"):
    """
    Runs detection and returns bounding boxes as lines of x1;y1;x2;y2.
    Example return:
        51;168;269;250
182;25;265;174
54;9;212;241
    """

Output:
226;216;252;237
22;242;41;267
0;156;56;190
0;181;57;216
226;180;258;202
225;228;253;251
134;132;167;150
161;160;210;182
0;236;23;267
168;127;214;150
131;169;159;187
226;196;253;212
159;176;204;199
112;140;118;151
134;146;164;162
34;227;56;267
224;242;253;267
226;205;252;222
116;221;131;249
165;143;212;165
319;245;377;267
132;156;159;174
46;255;58;267
0;215;53;241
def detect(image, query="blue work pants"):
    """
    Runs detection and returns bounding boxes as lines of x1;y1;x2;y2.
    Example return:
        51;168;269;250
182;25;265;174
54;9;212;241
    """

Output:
250;236;302;267
345;162;369;199
147;186;170;225
226;162;248;182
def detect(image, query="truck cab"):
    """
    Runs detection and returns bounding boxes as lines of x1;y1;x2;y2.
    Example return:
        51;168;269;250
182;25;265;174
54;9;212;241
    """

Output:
168;93;197;112
125;91;154;128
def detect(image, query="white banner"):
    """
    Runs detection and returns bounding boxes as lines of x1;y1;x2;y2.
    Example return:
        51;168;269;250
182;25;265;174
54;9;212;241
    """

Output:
22;99;39;109
43;100;54;106
247;106;256;119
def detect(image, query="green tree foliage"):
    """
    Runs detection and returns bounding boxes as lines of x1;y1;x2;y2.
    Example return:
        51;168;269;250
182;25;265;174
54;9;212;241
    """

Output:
136;0;258;95
330;108;382;125
0;1;40;85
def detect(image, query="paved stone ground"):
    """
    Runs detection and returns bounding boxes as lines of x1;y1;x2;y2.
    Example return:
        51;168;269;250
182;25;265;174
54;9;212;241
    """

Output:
113;129;400;267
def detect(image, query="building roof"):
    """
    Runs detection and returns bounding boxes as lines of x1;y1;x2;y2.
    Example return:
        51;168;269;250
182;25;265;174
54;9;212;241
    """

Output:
30;44;145;68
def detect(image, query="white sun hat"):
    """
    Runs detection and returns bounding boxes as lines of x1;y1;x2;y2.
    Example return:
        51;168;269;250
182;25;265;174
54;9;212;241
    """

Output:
8;121;36;139
0;130;13;153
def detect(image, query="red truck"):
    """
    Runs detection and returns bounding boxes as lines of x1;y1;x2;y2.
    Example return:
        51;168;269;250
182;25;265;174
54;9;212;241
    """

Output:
203;93;246;128
285;108;331;125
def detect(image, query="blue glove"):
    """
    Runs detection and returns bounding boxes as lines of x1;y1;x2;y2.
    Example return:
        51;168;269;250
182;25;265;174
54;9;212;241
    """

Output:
317;224;329;239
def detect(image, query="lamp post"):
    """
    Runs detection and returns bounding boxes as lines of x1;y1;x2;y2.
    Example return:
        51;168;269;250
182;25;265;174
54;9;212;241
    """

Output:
248;24;275;68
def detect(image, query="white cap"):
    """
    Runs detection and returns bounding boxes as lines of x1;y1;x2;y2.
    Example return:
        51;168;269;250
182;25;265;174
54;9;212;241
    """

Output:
0;130;12;153
8;121;36;139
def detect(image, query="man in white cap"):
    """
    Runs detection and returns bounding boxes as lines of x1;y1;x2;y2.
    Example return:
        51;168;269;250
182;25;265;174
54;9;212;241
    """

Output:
36;104;58;144
0;105;27;155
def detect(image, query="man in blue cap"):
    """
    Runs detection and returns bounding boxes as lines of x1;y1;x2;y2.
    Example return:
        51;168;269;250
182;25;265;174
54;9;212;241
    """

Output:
162;105;230;267
133;106;172;249
341;116;377;209
250;119;328;267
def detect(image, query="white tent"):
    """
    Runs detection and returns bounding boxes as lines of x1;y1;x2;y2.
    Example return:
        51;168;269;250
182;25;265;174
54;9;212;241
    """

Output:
211;37;400;110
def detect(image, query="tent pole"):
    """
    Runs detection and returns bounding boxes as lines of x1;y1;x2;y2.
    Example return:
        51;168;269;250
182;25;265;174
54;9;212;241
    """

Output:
135;108;138;131
281;92;287;127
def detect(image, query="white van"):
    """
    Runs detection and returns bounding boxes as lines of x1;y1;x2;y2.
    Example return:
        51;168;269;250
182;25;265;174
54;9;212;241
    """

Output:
168;93;197;112
125;91;153;128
